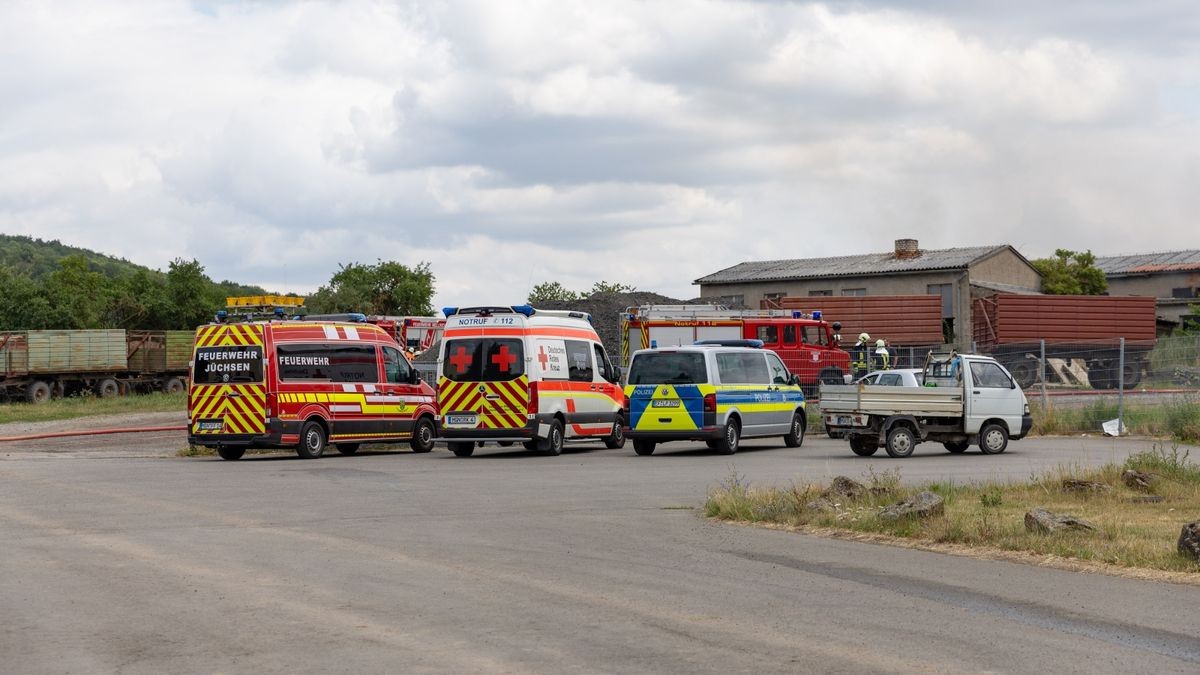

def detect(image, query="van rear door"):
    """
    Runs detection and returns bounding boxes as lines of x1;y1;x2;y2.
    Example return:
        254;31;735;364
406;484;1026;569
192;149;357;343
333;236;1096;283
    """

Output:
439;337;529;431
625;351;708;431
189;324;267;439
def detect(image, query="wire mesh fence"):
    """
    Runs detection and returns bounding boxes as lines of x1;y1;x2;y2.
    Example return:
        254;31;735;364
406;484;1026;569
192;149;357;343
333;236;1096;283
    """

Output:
973;334;1200;440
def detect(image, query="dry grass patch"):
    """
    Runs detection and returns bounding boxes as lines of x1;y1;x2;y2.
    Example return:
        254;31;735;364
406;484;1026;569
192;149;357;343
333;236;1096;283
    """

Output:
0;392;186;425
705;444;1200;575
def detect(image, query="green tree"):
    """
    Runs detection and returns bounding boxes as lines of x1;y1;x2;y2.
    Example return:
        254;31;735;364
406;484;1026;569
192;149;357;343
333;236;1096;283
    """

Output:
528;281;582;303
0;267;55;329
165;258;220;329
1033;249;1107;295
43;255;113;328
587;280;637;295
308;261;435;316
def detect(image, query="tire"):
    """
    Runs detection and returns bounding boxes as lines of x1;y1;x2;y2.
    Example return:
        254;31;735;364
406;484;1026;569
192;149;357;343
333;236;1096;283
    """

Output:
1007;360;1035;389
297;420;327;459
449;441;475;457
164;377;187;395
849;436;878;457
604;416;626;449
336;443;360;455
95;378;120;399
409;416;435;453
539;419;564;456
633;439;656;456
25;380;52;404
217;447;245;461
943;440;970;454
1121;362;1142;389
979;423;1009;455
715;418;740;455
783;411;805;448
885;426;916;458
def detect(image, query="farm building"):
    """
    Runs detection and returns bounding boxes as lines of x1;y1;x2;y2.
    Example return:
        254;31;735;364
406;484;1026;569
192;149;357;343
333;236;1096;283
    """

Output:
1095;250;1200;329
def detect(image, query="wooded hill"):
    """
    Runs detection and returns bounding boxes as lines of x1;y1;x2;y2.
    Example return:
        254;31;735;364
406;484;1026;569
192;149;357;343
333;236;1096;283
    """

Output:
0;234;268;331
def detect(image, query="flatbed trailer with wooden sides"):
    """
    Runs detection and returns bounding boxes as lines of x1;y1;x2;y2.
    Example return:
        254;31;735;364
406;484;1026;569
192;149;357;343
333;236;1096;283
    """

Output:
819;354;1032;458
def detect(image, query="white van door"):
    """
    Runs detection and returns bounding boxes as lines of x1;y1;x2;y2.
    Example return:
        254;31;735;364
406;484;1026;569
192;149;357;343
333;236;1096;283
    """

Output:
964;360;1025;434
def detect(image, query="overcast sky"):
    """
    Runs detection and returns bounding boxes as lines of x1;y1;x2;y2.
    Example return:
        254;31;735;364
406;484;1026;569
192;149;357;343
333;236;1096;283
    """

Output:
2;1;1197;307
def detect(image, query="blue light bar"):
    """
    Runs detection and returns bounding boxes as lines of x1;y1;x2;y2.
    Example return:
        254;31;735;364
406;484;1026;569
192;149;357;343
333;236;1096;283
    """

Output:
812;310;822;320
792;311;803;319
348;313;367;323
511;304;535;317
215;310;228;323
442;306;458;317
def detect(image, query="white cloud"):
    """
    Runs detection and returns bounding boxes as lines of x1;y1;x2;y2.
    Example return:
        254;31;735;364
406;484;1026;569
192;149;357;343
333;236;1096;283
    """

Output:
0;0;1197;309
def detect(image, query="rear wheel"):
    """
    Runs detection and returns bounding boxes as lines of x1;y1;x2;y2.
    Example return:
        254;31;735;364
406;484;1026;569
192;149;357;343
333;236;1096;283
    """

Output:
943;440;970;454
95;378;120;399
1122;361;1142;389
604;416;626;449
336;443;360;455
633;439;656;456
849;436;878;457
217;447;245;461
449;441;475;457
539;419;564;456
783;411;805;448
979;423;1009;455
885;426;916;458
715;418;740;455
25;380;52;404
297;421;327;459
409;416;435;453
164;377;187;394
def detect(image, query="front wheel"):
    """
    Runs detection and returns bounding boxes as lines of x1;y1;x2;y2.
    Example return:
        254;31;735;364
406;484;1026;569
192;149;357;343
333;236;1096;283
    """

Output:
539;419;564;456
783;411;805;448
164;377;187;395
633;439;656;456
885;426;916;458
297;421;327;459
217;447;245;461
979;423;1009;455
409;417;435;453
604;416;626;449
448;441;475;457
715;418;740;455
943;440;970;454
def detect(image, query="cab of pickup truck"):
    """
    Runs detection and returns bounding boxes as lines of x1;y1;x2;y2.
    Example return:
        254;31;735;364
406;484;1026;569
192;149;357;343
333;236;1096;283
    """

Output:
957;356;1031;444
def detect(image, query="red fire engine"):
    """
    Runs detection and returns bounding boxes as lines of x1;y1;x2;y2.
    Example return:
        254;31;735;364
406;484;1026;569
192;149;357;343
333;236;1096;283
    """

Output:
366;316;445;354
620;305;851;397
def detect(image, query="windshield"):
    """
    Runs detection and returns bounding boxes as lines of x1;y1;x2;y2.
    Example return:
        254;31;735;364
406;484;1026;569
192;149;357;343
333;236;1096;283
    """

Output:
627;352;708;385
442;338;524;382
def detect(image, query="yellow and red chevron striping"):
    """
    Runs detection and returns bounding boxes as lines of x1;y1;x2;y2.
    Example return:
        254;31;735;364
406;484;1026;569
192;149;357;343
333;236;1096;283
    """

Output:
190;384;266;435
437;376;529;429
194;324;264;349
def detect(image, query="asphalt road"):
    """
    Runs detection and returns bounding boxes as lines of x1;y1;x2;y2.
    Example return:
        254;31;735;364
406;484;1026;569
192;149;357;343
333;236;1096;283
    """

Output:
2;432;1199;673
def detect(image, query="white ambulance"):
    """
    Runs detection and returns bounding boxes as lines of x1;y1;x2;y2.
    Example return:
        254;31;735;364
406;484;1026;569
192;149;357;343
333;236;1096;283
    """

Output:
436;305;625;457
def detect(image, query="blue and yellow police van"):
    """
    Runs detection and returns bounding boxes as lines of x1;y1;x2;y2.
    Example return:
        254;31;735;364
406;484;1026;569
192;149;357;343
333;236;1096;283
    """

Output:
621;340;807;455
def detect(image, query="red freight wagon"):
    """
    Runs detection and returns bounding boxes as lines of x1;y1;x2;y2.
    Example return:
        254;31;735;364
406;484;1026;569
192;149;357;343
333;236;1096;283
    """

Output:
772;295;945;347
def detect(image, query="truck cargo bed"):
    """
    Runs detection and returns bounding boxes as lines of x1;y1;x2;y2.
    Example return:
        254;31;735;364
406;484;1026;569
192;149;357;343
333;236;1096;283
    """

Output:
819;384;964;417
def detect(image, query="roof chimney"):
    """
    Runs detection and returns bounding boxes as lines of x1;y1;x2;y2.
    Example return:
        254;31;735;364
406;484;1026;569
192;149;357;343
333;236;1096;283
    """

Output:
894;238;920;260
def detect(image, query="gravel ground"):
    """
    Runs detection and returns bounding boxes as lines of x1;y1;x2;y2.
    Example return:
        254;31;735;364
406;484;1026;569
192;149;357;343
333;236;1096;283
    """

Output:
0;411;187;458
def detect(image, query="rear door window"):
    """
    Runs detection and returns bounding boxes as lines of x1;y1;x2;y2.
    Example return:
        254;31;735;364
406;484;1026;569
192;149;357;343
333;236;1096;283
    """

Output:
717;352;770;384
628;352;707;384
194;345;264;384
565;340;594;382
276;344;378;383
443;339;524;382
878;373;902;386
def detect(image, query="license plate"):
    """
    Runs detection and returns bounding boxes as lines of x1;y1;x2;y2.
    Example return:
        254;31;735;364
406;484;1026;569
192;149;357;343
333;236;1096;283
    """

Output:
837;416;852;426
651;399;681;408
196;420;223;431
446;414;478;426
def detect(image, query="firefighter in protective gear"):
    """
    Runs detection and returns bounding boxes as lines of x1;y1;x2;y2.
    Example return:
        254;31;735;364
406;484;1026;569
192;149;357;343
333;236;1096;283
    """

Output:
851;333;871;378
874;338;891;370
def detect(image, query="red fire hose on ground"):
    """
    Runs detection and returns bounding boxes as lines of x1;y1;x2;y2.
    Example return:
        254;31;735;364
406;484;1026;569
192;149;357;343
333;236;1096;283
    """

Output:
0;426;187;443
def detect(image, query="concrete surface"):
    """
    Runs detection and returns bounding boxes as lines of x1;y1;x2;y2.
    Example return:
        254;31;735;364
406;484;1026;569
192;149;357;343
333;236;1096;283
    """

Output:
2;433;1198;673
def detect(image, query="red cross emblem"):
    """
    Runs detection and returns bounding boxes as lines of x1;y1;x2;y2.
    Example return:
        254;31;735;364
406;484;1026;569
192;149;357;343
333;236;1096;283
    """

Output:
449;346;472;373
537;345;549;369
491;344;517;373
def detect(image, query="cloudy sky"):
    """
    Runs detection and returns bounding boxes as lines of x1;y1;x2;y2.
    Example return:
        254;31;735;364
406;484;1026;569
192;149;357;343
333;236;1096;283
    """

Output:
2;1;1197;307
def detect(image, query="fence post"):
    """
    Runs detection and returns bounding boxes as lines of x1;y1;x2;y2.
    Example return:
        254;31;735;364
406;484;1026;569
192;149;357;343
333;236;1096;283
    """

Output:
1118;337;1125;435
1040;338;1047;408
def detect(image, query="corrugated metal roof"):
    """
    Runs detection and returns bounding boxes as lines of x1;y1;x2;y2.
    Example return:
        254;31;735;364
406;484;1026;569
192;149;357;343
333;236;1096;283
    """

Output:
1096;250;1200;275
695;245;1009;285
971;280;1041;295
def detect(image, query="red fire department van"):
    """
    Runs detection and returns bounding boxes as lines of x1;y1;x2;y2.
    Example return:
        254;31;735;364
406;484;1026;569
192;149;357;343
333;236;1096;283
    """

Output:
620;305;851;397
187;317;437;460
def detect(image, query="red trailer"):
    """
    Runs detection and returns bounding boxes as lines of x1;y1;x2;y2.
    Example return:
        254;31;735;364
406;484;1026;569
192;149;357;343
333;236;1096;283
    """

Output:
972;294;1157;389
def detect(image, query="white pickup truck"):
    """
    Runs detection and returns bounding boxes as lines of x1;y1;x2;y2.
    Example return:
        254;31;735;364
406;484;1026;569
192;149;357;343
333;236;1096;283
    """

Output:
819;354;1032;458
